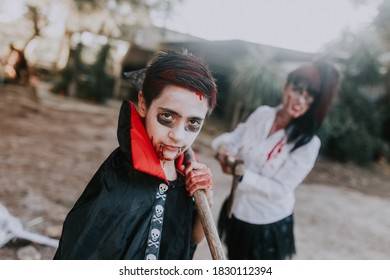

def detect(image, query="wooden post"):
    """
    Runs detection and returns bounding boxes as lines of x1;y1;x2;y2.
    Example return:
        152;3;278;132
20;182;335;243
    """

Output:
184;148;226;260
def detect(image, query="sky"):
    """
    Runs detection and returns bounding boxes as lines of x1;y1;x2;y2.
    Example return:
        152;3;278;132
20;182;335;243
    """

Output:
0;0;381;53
160;0;381;53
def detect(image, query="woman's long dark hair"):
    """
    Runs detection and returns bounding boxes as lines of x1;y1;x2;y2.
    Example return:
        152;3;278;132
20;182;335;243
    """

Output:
286;61;341;151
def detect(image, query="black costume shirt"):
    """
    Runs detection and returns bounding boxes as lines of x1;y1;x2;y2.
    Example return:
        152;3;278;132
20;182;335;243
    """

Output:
53;100;196;259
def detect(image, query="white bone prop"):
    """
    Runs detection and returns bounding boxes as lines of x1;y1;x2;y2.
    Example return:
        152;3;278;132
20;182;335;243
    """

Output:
0;203;59;248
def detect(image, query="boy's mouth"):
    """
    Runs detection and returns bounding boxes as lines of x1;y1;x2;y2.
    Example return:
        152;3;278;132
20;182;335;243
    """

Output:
159;144;184;156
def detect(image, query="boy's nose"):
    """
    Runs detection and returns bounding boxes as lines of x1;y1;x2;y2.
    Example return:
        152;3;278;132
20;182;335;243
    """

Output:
168;126;185;141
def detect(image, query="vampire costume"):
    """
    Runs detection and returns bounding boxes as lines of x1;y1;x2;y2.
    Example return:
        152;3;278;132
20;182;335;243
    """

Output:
54;100;196;260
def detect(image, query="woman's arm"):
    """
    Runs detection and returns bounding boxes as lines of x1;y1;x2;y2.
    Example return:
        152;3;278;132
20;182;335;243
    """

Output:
212;106;271;174
239;136;321;199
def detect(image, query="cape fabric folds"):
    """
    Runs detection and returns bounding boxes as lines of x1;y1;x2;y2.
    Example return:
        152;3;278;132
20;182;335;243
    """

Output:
53;100;195;260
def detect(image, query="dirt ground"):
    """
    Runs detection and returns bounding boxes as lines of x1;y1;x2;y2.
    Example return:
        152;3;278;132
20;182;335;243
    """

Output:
1;83;390;260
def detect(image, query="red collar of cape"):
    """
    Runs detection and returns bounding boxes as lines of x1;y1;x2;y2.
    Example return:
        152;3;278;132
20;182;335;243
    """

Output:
129;102;187;183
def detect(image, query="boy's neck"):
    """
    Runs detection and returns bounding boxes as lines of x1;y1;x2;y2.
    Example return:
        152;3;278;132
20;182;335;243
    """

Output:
161;160;178;181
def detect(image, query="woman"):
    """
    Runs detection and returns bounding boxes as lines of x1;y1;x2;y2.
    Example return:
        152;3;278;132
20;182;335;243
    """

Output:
213;61;340;260
54;49;217;260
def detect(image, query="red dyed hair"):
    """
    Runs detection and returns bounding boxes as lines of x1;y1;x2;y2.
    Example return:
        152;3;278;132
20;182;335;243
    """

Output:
286;61;341;151
142;49;217;116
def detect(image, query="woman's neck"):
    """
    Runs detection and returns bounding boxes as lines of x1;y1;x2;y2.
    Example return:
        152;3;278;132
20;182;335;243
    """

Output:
269;109;292;136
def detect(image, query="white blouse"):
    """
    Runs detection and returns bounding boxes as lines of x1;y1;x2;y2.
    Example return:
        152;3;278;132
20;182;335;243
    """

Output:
211;105;320;224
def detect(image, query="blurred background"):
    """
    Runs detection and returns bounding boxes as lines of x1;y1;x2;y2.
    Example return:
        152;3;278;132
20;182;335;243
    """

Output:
1;0;390;260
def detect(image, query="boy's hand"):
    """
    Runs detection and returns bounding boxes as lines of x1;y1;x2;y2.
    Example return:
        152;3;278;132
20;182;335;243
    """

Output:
184;161;213;207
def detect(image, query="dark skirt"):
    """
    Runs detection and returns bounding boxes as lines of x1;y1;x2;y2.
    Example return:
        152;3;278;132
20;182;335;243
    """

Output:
218;201;296;260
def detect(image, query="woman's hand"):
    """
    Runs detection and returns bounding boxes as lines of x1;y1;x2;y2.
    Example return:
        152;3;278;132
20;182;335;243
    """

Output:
215;144;234;175
184;161;213;207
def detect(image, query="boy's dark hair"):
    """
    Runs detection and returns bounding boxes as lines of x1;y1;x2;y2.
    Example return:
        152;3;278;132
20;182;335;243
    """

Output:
286;61;341;151
142;49;217;116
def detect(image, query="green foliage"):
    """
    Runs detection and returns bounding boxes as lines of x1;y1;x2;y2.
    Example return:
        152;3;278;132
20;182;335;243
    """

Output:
373;0;390;150
51;43;84;94
373;0;390;44
320;29;390;165
52;42;114;103
227;47;283;125
90;43;114;103
232;48;283;107
320;80;389;165
343;38;384;85
71;0;181;37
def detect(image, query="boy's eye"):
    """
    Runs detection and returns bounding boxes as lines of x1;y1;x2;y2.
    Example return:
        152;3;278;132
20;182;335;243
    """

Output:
161;113;173;121
157;113;174;127
186;119;202;132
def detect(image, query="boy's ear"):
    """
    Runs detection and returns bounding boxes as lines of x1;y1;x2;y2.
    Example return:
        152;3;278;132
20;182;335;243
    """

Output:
138;91;147;117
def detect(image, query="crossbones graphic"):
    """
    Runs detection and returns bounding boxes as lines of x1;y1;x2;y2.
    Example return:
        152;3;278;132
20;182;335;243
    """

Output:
152;214;163;224
148;239;160;248
156;192;166;201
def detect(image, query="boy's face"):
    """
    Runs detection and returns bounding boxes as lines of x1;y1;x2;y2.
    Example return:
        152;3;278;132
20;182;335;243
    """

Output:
138;85;209;162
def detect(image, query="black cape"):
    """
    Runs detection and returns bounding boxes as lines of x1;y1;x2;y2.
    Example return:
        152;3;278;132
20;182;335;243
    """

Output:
54;100;195;259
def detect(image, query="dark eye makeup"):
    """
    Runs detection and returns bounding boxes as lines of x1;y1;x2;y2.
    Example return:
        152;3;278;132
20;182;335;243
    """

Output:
157;111;203;133
157;113;174;127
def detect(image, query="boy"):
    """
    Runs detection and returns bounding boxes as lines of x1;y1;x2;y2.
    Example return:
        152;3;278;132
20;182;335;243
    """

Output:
54;49;217;260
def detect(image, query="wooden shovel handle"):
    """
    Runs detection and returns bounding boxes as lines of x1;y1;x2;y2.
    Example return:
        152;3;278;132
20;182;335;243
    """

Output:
184;148;226;260
224;157;244;218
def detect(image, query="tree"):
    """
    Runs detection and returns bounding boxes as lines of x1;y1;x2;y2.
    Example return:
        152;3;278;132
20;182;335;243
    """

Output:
227;47;283;129
373;0;390;47
52;0;184;102
24;4;49;48
373;0;390;144
69;0;183;39
320;31;390;165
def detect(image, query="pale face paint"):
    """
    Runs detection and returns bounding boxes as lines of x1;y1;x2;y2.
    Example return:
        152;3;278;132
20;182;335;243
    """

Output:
281;83;312;119
139;85;209;163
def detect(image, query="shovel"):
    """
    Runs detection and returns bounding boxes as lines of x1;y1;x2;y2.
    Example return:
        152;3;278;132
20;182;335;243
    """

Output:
184;148;226;260
217;155;244;243
224;156;245;218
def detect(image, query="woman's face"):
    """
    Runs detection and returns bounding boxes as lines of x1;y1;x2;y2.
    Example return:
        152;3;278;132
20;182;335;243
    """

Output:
281;83;313;118
138;85;209;162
